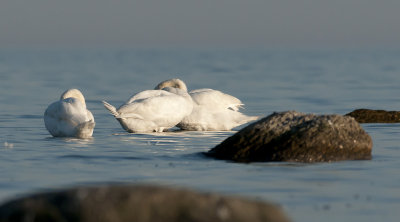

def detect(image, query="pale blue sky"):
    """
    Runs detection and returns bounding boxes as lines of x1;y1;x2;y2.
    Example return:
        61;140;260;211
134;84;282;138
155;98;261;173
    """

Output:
1;0;399;49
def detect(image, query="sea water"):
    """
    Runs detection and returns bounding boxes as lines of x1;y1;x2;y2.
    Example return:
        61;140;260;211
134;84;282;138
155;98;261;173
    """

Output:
0;48;400;221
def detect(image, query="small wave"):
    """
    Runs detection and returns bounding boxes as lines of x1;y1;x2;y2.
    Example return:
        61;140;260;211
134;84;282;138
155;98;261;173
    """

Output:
18;115;42;119
58;154;148;161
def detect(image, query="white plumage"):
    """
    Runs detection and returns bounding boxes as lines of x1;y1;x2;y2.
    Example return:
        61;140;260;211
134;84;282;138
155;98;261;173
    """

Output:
102;88;193;133
44;89;95;138
155;79;259;131
189;88;243;111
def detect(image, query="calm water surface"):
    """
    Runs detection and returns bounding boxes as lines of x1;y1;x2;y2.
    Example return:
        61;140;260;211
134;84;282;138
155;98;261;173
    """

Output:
1;49;400;221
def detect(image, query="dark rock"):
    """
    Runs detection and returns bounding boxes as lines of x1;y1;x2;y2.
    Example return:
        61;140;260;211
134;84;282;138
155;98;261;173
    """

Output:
206;111;372;163
346;109;400;123
0;184;290;222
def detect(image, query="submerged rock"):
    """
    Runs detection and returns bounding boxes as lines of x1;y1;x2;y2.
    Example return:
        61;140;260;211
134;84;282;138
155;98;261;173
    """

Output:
346;109;400;123
207;111;372;163
0;184;290;222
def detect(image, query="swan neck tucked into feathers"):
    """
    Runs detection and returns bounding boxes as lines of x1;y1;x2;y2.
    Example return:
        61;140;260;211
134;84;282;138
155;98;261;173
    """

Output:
60;89;86;107
155;78;188;92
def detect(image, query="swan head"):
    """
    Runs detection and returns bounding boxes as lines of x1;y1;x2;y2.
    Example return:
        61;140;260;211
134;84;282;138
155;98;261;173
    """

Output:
155;78;188;92
60;89;86;106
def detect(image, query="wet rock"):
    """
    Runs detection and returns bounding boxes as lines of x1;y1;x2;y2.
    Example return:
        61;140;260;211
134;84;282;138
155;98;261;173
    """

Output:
346;109;400;123
0;184;290;222
206;111;372;163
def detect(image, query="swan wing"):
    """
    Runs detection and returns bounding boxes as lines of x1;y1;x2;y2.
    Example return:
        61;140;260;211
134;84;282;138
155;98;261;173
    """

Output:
118;94;192;126
189;88;243;111
178;106;258;131
106;88;193;133
125;90;174;104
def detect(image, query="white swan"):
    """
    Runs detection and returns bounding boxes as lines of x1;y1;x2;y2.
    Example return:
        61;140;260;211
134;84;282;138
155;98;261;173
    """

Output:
102;88;193;133
44;89;95;138
155;79;259;131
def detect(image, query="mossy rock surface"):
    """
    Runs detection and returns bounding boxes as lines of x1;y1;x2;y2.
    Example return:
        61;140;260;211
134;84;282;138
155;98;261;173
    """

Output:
346;109;400;123
207;111;372;163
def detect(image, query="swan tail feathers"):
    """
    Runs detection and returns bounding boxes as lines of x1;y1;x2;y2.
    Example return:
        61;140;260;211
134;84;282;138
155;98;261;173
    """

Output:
102;101;119;117
237;114;260;125
249;115;260;121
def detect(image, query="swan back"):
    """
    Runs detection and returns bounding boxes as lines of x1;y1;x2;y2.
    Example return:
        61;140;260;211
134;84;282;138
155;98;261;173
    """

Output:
155;78;188;92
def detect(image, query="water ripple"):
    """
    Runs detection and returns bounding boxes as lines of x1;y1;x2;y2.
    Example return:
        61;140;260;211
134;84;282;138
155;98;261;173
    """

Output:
58;154;149;161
